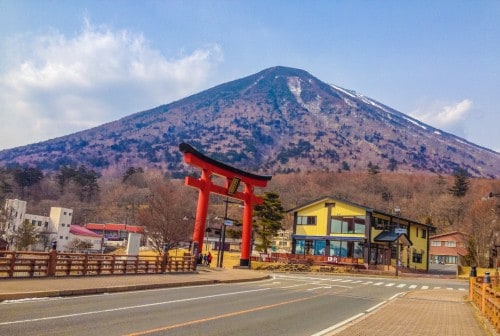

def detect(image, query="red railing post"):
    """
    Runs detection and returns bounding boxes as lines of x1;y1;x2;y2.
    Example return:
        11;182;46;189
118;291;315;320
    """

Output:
8;252;16;278
48;250;57;277
161;253;168;273
82;253;89;275
469;266;477;300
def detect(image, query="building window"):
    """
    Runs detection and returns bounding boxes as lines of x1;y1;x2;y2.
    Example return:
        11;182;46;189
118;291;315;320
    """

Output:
44;222;49;227
421;230;426;238
330;216;365;234
446;255;457;264
445;241;456;247
60;236;63;239
314;240;326;255
329;241;363;258
391;245;397;259
296;216;317;225
32;220;36;225
431;241;441;247
412;251;423;263
374;218;389;230
295;240;305;254
330;241;346;257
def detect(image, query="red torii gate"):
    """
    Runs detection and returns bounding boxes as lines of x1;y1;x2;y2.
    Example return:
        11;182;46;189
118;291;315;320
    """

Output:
179;143;272;267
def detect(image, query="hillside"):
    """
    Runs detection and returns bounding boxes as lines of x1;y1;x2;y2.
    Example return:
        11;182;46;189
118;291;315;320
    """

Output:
0;66;498;178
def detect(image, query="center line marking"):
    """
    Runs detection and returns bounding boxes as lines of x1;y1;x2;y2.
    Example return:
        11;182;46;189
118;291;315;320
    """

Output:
124;294;323;336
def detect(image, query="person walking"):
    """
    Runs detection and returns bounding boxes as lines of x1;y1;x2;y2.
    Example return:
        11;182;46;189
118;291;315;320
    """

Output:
207;252;212;267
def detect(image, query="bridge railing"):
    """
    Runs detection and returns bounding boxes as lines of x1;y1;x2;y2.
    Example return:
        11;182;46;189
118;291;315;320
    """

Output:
469;272;500;333
0;250;196;278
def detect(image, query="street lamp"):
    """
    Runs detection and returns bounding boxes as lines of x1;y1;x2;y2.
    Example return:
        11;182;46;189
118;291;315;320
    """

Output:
216;197;241;268
394;207;401;277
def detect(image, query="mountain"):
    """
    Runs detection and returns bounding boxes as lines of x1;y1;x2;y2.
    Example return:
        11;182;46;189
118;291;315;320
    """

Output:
0;66;499;178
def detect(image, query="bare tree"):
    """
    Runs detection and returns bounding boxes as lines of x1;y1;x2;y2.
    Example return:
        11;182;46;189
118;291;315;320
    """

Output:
463;198;498;267
67;238;94;253
137;178;196;254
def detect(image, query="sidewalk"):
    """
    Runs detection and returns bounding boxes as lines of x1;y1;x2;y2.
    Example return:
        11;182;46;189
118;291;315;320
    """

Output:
331;289;491;336
0;269;493;335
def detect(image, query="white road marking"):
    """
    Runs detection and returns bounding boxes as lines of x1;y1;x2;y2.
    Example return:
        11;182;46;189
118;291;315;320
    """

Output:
281;284;304;289
0;288;272;326
311;292;404;336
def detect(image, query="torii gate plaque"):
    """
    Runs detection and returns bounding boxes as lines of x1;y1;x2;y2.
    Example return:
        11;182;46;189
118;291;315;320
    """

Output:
179;143;272;267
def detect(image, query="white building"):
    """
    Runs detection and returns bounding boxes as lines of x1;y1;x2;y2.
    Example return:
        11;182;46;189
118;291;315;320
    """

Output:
2;199;101;252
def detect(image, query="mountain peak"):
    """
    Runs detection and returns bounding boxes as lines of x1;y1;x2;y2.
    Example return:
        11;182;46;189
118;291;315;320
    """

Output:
0;67;498;178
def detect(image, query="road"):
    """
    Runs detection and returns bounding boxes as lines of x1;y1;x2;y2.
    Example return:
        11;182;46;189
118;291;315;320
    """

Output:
0;274;467;336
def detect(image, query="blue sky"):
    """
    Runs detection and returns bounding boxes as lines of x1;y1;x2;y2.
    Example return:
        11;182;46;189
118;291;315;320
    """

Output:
0;1;499;152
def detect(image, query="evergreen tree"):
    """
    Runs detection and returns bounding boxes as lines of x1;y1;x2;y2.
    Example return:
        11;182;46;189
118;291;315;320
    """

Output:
253;191;285;254
56;165;100;202
13;219;39;251
13;166;43;198
449;168;470;197
367;161;380;175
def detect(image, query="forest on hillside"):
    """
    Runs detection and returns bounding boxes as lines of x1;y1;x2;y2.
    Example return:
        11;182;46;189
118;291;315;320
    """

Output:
0;165;498;266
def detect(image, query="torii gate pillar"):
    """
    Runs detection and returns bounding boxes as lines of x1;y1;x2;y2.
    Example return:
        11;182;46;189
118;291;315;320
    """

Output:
179;143;271;267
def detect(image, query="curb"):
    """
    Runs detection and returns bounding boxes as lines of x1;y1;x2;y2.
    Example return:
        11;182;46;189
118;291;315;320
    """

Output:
0;275;271;302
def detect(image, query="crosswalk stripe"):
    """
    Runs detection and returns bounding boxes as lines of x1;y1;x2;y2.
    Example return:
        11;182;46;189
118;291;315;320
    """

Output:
270;275;466;292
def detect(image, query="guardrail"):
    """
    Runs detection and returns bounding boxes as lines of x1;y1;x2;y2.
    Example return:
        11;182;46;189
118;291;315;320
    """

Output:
0;250;196;278
469;271;499;333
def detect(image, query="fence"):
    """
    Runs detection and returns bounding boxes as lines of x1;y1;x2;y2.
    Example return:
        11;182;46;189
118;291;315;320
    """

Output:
265;253;363;266
469;272;500;333
0;250;196;278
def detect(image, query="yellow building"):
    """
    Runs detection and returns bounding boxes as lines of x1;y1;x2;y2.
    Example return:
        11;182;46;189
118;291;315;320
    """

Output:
289;196;433;271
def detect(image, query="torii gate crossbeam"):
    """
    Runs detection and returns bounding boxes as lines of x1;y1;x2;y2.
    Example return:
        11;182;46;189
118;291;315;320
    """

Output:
179;143;272;267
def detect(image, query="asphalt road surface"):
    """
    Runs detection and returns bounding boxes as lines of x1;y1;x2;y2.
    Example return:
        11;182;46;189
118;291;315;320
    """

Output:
0;274;467;336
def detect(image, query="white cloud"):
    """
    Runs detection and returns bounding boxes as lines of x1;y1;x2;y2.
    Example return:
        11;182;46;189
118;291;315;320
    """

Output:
0;20;223;150
409;99;473;137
